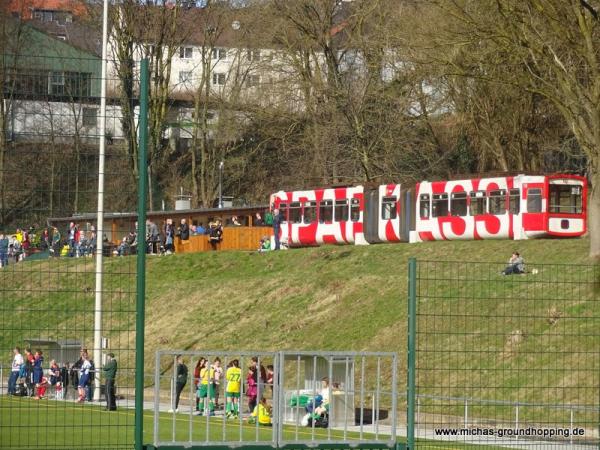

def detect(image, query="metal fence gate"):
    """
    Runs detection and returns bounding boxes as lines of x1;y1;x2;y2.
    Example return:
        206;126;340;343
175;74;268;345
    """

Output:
406;258;600;450
152;350;397;449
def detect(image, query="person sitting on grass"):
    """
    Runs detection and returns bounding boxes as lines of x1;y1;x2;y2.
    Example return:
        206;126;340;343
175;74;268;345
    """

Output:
258;236;271;253
502;252;525;275
248;397;272;426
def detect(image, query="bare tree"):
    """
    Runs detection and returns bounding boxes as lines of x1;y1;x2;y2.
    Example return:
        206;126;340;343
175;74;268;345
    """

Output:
422;0;600;257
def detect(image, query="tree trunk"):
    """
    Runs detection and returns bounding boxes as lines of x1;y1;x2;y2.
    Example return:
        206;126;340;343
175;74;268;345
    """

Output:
588;167;600;259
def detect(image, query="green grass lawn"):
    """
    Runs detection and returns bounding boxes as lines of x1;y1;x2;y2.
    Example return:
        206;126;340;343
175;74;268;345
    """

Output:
0;396;514;450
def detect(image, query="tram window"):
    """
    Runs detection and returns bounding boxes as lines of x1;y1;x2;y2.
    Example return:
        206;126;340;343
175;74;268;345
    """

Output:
381;196;397;220
527;188;542;213
469;191;486;215
450;192;467;216
419;194;430;218
432;193;448;217
304;201;316;224
279;203;287;222
350;198;360;222
509;189;520;214
289;202;302;223
319;200;333;223
549;184;582;214
489;190;507;215
334;199;349;222
489;190;507;214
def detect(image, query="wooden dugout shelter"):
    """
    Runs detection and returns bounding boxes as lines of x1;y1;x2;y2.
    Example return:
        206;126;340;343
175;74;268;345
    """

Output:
48;204;273;253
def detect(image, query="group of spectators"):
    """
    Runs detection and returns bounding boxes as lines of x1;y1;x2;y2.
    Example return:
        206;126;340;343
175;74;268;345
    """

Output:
0;209;276;265
7;346;118;411
171;355;275;425
0;222;104;268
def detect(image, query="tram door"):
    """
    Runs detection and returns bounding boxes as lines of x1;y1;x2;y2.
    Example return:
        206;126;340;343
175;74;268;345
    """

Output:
363;187;381;244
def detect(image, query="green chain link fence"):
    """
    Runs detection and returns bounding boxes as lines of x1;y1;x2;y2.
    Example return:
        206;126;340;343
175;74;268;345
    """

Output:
0;46;148;448
406;257;600;450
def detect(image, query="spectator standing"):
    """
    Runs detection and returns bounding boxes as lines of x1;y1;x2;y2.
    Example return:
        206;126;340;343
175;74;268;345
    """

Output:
164;219;175;254
41;228;50;250
87;358;95;401
8;347;23;395
24;349;34;396
146;220;160;255
272;209;283;250
170;355;188;413
32;350;44;386
67;222;79;257
88;225;97;257
51;227;61;256
60;363;70;399
0;233;8;268
254;213;264;226
77;352;92;402
246;366;258;413
179;219;190;241
208;221;223;251
103;353;118;411
49;360;62;399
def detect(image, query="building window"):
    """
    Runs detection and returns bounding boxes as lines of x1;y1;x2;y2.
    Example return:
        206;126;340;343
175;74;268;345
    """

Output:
246;74;260;87
49;71;65;95
179;47;193;59
179;71;192;84
246;50;261;62
82;107;97;127
419;194;430;218
450;191;467;216
212;48;227;60
212;73;225;86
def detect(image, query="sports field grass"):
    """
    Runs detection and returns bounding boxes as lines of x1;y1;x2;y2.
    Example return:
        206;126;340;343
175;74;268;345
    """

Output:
0;396;513;450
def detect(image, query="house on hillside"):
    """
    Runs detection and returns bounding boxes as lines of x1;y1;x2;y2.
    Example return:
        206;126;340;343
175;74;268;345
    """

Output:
3;21;125;142
5;0;87;22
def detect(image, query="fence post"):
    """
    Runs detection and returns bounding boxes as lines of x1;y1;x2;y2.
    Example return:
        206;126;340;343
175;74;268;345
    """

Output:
406;257;417;450
135;57;149;450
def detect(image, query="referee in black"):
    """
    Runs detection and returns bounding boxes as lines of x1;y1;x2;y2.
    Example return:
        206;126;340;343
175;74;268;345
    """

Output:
103;353;117;411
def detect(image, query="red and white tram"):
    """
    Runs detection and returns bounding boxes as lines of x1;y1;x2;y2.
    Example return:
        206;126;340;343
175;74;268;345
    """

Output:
270;174;587;246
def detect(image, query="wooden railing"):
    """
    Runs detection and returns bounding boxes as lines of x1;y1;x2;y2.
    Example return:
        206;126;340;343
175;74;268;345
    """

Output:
174;226;273;253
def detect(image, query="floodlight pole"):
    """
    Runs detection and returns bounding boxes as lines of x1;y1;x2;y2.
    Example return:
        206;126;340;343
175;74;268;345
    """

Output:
218;160;224;208
93;0;109;403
